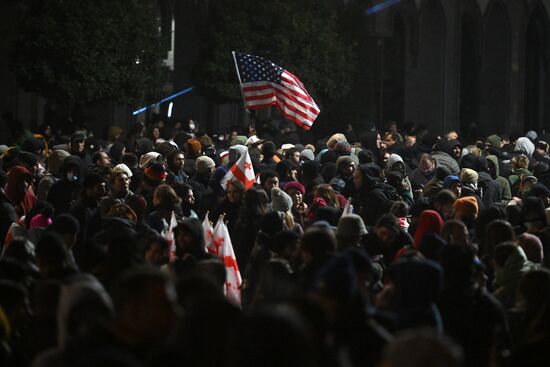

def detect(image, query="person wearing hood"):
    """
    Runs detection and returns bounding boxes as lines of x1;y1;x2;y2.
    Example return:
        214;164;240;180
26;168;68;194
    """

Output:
473;156;502;208
487;155;512;203
354;163;401;226
460;168;484;211
37;149;70;202
448;139;463;162
385;257;444;332
47;155;82;215
493;242;535;310
363;213;413;266
330;156;356;200
188;156;217;218
5;163;37;217
0;170;16;250
173;218;213;264
413;210;444;249
515;137;535;157
385;153;413;205
69;173;107;259
508;154;532;196
431;139;460;175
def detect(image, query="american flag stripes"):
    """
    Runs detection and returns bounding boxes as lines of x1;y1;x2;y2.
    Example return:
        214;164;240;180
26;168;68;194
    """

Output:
233;51;320;130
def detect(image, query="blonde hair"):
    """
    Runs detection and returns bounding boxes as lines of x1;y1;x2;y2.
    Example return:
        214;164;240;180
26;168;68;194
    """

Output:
107;203;137;223
314;184;340;209
512;154;529;170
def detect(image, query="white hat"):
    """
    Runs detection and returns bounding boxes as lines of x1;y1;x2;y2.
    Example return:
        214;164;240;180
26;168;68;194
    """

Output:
113;163;133;178
139;152;162;169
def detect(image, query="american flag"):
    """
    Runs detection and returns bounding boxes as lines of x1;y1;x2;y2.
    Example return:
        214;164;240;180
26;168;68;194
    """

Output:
233;51;320;130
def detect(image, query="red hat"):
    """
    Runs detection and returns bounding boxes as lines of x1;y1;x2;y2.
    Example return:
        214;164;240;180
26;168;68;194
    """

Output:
144;163;167;182
284;181;305;195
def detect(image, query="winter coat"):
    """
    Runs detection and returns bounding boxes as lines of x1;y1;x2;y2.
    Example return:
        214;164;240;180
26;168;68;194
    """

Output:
493;246;535;310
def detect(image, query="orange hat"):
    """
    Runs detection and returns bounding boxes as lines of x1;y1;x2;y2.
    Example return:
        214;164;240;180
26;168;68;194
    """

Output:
453;196;479;220
187;139;202;156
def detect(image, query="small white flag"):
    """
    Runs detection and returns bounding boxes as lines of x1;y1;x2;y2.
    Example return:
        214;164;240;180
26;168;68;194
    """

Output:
220;150;256;190
212;218;242;305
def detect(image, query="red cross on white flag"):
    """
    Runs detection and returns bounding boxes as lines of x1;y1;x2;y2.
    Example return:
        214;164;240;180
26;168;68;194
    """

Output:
212;217;242;305
221;149;256;190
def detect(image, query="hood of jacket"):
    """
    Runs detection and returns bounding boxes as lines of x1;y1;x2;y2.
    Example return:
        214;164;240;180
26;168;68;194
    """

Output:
486;155;500;178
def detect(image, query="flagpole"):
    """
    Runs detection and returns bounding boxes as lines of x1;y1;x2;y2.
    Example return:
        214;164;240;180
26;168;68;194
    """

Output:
232;51;250;113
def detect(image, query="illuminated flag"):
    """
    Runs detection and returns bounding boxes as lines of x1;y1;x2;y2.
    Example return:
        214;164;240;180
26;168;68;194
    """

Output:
233;51;320;130
220;150;256;190
213;218;242;305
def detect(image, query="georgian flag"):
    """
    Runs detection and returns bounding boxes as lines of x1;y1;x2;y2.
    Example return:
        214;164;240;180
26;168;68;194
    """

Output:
212;218;242;305
221;150;256;190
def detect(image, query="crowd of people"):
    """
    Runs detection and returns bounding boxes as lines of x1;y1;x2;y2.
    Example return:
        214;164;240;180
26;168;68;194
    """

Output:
1;117;550;367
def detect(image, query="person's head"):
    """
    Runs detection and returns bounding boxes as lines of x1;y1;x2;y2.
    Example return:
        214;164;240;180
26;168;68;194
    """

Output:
261;170;279;193
141;232;170;267
227;181;245;204
195;156;216;175
71;133;86;154
441;219;470;247
380;329;462;367
336;156;356;177
92;151;111;168
493;242;520;270
374;214;401;245
107;203;137;223
484;220;515;257
111;266;179;345
244;188;269;216
512;154;530;170
300;227;336;263
152;184;181;212
111;171;130;194
177;183;195;207
536;140;549;156
284;181;305;208
262;141;277;160
173;218;205;257
443;176;462;198
337;214;368;250
418;153;436;175
453;196;479;222
35;231;72;277
166;149;185;172
433;189;457;220
314;184;339;208
285;147;301;164
83;172;107;200
48;214;80;249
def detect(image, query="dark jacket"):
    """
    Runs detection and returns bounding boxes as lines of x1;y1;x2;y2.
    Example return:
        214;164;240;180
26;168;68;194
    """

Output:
0;190;17;249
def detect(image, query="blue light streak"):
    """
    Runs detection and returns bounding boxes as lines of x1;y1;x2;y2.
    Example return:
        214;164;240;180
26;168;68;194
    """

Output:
366;0;402;15
132;86;194;115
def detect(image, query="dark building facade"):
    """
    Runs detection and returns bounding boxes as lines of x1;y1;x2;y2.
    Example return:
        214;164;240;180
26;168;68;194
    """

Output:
1;0;550;137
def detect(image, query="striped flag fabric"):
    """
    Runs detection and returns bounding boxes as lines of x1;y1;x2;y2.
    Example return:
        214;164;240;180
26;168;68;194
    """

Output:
233;51;320;130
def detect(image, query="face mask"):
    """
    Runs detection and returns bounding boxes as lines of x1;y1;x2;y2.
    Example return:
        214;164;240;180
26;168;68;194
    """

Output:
67;172;78;182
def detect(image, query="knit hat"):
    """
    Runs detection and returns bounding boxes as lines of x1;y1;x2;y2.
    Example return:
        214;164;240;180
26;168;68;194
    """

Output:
144;162;167;182
195;156;216;174
139;152;162;169
337;214;368;237
460;168;478;185
333;141;352;155
230;135;248;146
443;175;461;189
336;156;354;172
518;233;543;263
30;213;52;229
271;187;293;212
187;139;202;156
327;133;347;150
47;149;71;177
526;130;538;142
113;163;133;178
284;181;305;195
300;149;315;161
453;196;479;219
